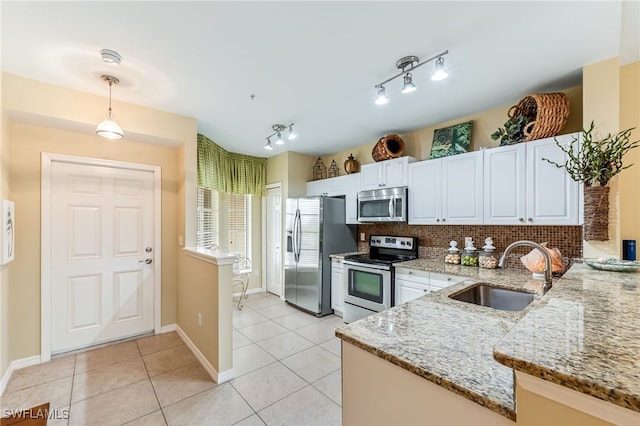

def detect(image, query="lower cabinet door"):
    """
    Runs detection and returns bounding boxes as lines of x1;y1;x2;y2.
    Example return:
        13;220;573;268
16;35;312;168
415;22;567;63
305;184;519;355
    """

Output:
331;260;344;312
395;279;429;305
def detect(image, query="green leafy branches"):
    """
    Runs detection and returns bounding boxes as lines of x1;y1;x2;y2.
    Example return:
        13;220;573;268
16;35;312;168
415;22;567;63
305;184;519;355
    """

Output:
544;121;640;187
491;114;531;146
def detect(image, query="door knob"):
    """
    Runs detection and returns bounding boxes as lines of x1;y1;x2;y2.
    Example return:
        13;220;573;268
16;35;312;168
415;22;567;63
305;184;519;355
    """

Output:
138;258;152;264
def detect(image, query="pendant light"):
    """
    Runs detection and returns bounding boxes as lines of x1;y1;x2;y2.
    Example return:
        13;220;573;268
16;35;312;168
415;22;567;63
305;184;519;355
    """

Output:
96;75;124;140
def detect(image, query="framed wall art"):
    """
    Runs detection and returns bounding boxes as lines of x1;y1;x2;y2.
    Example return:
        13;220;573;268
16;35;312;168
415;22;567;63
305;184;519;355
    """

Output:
429;120;473;159
1;199;15;265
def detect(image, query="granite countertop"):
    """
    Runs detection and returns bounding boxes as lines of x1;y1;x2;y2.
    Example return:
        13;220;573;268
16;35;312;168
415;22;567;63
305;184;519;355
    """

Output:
336;260;545;420
329;251;363;259
336;259;640;420
494;263;640;413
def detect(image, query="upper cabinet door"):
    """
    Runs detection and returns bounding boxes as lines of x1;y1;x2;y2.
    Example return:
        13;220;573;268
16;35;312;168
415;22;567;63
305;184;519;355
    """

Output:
483;144;527;225
383;158;409;188
360;157;415;191
360;162;383;190
408;160;441;224
441;151;484;224
526;134;580;225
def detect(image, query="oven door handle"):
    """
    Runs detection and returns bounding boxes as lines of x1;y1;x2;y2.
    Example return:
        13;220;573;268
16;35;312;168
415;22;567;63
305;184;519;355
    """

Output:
343;260;391;271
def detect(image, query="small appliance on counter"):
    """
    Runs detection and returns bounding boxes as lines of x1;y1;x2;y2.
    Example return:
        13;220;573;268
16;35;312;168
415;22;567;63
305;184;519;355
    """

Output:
342;235;418;323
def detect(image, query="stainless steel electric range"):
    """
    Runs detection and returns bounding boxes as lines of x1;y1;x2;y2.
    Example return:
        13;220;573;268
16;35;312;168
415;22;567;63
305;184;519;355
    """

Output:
342;235;418;323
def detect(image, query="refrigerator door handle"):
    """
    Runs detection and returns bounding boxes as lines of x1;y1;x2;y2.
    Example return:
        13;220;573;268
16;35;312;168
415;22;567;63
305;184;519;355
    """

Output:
295;209;302;261
293;209;300;262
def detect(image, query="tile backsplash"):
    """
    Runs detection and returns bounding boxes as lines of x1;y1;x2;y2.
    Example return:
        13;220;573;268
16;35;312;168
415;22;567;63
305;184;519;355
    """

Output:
357;224;582;270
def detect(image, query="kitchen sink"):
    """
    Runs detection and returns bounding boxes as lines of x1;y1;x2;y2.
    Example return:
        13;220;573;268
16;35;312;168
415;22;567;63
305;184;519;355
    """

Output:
449;283;535;312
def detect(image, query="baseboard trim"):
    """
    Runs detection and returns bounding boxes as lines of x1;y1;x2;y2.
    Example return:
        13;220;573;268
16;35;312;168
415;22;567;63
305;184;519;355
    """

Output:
175;325;235;384
158;324;177;334
0;355;42;396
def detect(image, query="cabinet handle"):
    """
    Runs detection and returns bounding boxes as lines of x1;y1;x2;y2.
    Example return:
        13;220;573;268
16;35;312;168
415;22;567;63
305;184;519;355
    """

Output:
436;219;440;222
408;271;413;274
527;217;533;222
442;218;446;223
518;217;525;222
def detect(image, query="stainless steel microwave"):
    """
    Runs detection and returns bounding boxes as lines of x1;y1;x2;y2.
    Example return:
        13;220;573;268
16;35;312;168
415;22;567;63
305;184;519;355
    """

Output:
357;187;407;222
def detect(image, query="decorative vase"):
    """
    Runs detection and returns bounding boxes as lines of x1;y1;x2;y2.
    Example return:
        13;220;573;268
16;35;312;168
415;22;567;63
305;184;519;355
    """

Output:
344;153;359;174
372;134;405;162
583;185;609;241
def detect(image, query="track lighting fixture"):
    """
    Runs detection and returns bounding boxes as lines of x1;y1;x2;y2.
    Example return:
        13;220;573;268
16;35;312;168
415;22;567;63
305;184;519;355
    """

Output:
431;56;448;81
264;123;296;150
96;75;124;140
375;86;389;105
401;73;417;94
374;50;449;104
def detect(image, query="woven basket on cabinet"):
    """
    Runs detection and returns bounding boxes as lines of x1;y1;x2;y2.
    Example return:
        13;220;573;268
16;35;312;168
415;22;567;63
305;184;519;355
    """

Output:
508;93;570;141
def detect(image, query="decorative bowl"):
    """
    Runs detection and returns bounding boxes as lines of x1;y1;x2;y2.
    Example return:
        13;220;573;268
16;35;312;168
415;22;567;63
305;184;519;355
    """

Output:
582;258;640;273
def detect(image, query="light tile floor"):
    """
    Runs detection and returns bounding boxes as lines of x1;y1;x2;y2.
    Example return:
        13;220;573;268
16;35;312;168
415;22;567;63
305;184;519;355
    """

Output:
0;292;344;425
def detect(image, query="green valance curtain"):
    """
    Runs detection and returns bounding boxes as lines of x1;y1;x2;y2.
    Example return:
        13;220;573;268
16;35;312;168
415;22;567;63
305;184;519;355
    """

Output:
197;134;268;197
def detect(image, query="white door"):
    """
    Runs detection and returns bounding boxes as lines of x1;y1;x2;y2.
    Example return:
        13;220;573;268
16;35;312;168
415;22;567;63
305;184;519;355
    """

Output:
51;161;155;353
266;185;282;296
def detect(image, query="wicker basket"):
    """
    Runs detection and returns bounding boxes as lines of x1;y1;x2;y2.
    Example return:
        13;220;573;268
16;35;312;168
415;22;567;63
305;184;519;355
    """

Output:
372;134;405;162
507;93;570;141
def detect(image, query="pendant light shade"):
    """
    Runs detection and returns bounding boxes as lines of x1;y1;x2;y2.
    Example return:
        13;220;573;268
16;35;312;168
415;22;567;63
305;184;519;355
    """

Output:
96;114;124;139
96;75;124;140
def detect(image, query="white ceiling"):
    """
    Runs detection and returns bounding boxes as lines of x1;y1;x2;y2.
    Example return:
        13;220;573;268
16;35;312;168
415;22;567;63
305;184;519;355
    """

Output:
1;1;632;157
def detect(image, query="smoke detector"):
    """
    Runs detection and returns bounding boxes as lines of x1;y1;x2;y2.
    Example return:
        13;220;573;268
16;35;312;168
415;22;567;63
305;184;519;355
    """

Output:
100;49;122;65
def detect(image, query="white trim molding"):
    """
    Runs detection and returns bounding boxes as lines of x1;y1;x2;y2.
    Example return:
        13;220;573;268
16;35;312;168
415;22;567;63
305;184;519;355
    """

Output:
40;153;163;362
158;324;177;334
183;247;236;265
0;355;42;396
175;325;235;384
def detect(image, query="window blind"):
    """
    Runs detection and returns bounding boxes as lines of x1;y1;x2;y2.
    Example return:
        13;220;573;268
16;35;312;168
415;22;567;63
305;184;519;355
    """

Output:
227;194;251;260
196;187;218;249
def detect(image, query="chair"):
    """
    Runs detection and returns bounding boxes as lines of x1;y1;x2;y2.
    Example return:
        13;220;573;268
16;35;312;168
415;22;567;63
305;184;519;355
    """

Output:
232;257;251;310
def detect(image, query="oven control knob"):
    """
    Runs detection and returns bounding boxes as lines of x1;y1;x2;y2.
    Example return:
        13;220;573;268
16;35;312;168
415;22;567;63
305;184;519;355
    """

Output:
400;241;405;245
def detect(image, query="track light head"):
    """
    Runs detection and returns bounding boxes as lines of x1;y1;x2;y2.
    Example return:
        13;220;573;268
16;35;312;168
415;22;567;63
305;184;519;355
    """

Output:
275;132;285;145
375;86;389;105
401;73;417;94
287;125;297;140
431;57;448;81
264;137;273;150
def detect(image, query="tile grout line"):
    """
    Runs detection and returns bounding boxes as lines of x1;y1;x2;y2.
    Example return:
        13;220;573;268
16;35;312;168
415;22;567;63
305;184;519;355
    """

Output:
135;338;169;426
63;354;77;426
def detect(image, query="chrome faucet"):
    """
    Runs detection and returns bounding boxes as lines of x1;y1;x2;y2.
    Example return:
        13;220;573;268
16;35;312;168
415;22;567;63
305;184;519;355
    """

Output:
498;240;552;293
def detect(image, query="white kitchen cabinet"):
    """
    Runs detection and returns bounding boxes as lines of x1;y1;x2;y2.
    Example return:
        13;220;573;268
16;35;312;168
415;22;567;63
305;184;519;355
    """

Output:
306;174;359;224
395;267;464;304
360;156;416;191
331;258;344;314
483;133;580;225
395;267;430;305
408;151;483;225
429;273;466;291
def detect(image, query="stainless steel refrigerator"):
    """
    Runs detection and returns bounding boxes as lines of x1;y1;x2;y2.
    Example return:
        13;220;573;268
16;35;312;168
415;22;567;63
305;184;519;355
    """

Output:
285;196;356;316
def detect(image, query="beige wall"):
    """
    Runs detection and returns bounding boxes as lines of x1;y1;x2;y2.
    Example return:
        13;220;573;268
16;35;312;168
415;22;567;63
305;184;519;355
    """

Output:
582;58;640;258
177;253;220;370
321;86;583;169
0;72;10;377
618;62;640;244
10;122;181;360
2;73;196;368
